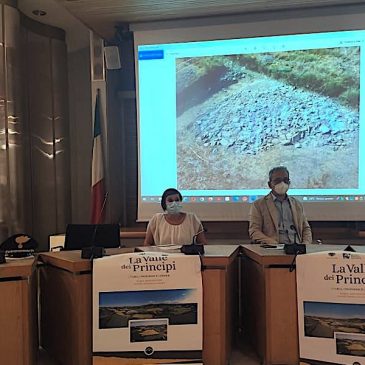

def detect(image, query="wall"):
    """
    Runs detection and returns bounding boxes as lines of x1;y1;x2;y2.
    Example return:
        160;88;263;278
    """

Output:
0;0;72;249
21;15;71;248
0;2;26;242
68;46;92;224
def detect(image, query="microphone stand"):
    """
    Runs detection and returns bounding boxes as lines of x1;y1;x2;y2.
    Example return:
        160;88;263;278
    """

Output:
0;250;5;264
289;226;296;272
194;227;206;271
180;227;206;259
82;192;108;260
193;228;205;245
287;224;306;272
289;249;299;272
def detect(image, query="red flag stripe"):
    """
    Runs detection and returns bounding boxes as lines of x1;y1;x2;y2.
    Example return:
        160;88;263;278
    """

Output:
91;180;105;224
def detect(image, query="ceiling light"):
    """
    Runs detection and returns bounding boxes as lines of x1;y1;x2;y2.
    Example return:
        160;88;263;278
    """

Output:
32;10;47;16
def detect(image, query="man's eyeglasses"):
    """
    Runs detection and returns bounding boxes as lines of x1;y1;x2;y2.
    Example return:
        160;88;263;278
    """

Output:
271;178;291;185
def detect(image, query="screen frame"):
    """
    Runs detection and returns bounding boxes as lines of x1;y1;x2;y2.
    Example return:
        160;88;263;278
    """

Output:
132;6;365;221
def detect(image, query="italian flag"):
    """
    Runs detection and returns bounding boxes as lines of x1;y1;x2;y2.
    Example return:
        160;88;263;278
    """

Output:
91;92;106;224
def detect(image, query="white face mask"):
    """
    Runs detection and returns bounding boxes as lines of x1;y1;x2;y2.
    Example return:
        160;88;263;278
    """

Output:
166;201;183;214
274;181;289;195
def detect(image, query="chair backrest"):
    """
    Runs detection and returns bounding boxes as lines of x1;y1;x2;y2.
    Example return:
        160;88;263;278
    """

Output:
48;234;66;251
64;224;120;250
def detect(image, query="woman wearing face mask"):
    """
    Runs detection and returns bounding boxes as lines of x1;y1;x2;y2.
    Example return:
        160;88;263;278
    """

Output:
144;188;207;246
248;166;312;245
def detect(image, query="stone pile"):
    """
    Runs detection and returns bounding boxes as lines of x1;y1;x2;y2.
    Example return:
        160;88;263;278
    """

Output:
193;78;359;155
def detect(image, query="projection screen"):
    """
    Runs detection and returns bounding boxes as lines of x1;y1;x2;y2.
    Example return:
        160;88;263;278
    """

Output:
133;8;365;221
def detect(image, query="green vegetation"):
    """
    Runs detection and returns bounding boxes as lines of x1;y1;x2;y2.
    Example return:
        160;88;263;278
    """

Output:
178;47;360;109
237;47;360;108
180;55;230;74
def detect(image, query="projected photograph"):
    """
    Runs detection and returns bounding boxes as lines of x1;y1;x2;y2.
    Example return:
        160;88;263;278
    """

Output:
176;46;360;190
99;289;198;329
304;301;365;338
336;333;365;357
130;319;168;343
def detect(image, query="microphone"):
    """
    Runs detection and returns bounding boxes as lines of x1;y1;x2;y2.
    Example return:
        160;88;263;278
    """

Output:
285;224;306;272
290;224;298;245
81;192;109;260
181;226;206;255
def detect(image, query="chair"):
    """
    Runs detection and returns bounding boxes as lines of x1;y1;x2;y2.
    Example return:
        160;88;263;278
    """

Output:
48;234;66;251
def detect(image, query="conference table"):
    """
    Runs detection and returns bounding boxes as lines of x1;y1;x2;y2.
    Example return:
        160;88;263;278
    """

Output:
241;243;365;365
0;256;38;365
39;245;239;365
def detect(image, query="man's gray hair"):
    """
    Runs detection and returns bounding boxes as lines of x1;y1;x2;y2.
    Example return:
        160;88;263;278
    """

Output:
268;166;290;181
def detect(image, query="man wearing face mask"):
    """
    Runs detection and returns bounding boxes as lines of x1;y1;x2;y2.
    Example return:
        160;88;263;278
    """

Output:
144;188;207;246
248;166;312;245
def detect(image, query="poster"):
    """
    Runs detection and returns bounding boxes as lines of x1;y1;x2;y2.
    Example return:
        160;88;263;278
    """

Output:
297;251;365;365
92;252;203;362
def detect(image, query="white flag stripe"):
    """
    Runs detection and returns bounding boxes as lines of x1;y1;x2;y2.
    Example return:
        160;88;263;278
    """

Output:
92;135;103;186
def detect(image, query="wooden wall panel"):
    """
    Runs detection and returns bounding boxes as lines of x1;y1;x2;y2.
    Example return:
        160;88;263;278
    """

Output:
21;17;70;249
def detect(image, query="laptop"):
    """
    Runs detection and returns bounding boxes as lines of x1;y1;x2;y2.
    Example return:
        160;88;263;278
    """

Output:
64;224;120;250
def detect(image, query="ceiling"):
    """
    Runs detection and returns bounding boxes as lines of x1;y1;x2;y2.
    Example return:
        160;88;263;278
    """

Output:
19;0;365;40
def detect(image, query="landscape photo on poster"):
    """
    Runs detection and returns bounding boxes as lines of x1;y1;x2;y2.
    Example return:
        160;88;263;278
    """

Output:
304;301;365;339
335;332;365;357
99;289;198;329
129;319;168;343
176;47;359;190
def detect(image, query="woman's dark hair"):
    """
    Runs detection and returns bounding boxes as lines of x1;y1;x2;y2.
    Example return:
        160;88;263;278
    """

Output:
161;188;182;211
